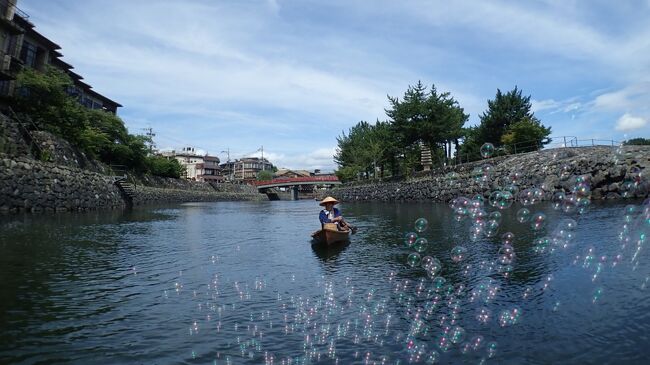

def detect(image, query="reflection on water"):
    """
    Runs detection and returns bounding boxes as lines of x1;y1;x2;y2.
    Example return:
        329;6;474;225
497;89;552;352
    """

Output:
0;199;648;364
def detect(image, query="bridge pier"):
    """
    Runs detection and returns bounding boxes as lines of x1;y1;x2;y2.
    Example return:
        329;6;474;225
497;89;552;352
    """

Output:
291;186;299;200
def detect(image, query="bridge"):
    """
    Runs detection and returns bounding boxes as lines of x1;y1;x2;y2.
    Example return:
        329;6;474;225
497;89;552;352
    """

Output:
253;176;341;200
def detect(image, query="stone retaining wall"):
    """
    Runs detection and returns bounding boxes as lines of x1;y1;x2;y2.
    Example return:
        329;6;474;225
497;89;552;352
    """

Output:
0;154;265;213
0;155;124;213
132;186;263;205
327;146;649;203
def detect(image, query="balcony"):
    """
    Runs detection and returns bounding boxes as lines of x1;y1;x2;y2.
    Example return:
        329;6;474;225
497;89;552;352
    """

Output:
0;50;23;80
0;1;28;34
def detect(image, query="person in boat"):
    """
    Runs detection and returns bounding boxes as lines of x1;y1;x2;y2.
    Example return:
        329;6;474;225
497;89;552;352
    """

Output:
319;196;350;231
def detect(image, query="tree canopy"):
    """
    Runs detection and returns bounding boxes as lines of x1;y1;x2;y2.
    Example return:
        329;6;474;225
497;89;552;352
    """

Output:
386;81;468;164
12;66;182;178
459;86;551;160
623;138;650;146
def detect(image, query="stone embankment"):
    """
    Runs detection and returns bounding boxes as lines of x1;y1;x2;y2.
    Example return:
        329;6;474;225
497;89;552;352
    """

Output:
328;146;649;203
0;154;264;213
131;178;262;206
0;155;124;213
0;113;263;213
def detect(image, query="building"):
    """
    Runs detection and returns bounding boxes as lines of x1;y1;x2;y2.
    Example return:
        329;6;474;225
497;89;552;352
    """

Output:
221;157;274;183
161;147;224;182
0;0;121;113
274;169;311;179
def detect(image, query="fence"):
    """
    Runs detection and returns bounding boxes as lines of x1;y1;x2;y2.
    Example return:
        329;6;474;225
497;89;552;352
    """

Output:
453;136;621;166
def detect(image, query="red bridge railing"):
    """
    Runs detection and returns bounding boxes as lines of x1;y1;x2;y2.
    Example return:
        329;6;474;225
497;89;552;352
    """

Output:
253;176;340;186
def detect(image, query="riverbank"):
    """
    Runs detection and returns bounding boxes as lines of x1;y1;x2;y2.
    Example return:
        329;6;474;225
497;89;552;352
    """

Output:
0;154;263;214
0;112;264;214
327;145;649;202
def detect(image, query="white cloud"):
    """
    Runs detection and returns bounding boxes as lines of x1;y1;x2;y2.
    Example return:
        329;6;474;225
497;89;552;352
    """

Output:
615;113;648;131
246;147;337;172
532;99;561;113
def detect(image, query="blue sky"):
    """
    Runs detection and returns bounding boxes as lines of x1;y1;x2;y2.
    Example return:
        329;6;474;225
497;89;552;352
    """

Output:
21;0;650;171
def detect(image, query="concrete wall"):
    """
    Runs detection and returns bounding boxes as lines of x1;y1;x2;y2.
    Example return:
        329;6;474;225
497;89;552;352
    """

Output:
326;146;649;203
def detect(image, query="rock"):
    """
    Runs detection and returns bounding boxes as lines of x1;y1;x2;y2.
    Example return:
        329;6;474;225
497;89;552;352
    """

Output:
608;182;619;192
606;192;621;199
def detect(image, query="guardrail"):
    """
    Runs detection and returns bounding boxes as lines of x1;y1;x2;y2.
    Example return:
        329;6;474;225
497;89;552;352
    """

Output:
454;135;621;166
253;176;340;186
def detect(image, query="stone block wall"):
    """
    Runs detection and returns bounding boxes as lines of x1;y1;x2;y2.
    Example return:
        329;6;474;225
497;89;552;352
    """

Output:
327;146;649;203
0;155;124;213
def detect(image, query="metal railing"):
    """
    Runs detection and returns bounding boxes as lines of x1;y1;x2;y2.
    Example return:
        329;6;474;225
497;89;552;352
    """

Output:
3;106;46;159
453;135;621;166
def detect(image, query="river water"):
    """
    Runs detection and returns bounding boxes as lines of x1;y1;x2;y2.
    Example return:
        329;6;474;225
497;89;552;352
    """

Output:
0;199;648;364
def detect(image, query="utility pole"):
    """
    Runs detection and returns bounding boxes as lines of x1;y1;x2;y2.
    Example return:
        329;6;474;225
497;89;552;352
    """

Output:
142;127;156;154
220;148;231;181
261;145;264;171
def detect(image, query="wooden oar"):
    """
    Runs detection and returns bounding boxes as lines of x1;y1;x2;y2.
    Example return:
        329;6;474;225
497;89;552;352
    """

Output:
340;218;358;234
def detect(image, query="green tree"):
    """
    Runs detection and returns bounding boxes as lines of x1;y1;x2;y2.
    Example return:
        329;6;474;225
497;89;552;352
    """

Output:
11;67;174;177
257;170;273;181
334;120;397;181
145;156;184;178
386;81;468;166
623;138;650;146
501;117;552;153
460;86;551;160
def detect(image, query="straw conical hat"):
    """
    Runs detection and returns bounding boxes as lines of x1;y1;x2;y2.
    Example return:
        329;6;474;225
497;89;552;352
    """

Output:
319;196;339;206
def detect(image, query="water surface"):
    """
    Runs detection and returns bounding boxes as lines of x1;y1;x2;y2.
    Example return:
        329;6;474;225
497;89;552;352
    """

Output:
0;200;648;364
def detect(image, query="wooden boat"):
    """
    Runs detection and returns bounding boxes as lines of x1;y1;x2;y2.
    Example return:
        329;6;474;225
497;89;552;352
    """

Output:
311;223;351;245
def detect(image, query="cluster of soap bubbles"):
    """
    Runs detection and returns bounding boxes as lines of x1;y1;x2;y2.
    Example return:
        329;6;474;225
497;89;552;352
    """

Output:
395;144;650;363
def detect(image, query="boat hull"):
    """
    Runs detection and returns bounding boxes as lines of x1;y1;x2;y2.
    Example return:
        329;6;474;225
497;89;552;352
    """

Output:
311;226;351;246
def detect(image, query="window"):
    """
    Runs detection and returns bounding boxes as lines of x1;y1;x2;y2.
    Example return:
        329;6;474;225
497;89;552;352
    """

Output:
20;41;37;68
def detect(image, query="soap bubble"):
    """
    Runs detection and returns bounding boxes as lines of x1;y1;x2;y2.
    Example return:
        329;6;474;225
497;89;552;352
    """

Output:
426;350;440;364
498;264;514;278
415;218;429;233
487;341;498;358
498;308;521;327
489;190;514;210
559;164;573;180
407;253;422;268
562;194;578;214
533;236;551;253
449;326;466;344
620;179;636;198
531;212;547;231
501;232;515;245
519;188;543;205
503;183;520;197
414;238;428;253
404;232;418;248
476;308;491;324
497;244;516;265
436;333;452;352
451;246;468;262
489;211;502;223
421;256;434;269
516;208;531;223
424;256;442;273
577;197;591;215
573;181;591;198
558;218;577;231
551;191;565;210
485;219;500;237
508;171;524;185
592;287;603;303
432;275;447;288
480;143;495;158
473;194;485;205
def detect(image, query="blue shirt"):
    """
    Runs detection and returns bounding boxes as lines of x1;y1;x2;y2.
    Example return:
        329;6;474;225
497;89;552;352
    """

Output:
319;207;341;224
